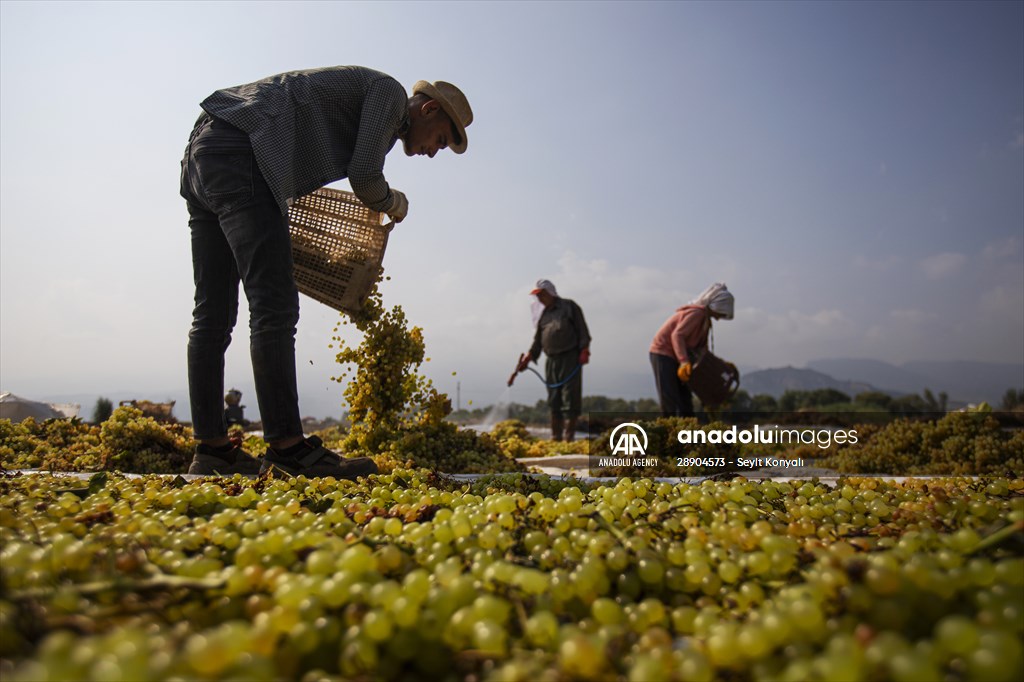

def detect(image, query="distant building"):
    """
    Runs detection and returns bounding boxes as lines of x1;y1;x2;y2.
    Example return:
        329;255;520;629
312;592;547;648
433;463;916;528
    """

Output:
0;392;80;422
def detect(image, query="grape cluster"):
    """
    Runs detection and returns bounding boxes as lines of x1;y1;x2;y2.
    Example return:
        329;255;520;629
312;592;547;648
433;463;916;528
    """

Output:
464;472;593;498
331;283;440;452
1;470;1020;681
522;439;590;457
0;418;103;471
487;420;590;458
490;420;533;442
97;407;194;474
326;281;525;474
1;409;196;474
823;411;1024;476
375;421;523;474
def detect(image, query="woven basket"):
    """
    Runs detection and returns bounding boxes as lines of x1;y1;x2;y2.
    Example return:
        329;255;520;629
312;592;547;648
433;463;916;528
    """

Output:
689;351;740;408
288;187;394;314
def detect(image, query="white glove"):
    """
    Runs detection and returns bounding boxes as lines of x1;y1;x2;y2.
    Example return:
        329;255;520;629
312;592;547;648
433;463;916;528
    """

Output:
386;189;408;223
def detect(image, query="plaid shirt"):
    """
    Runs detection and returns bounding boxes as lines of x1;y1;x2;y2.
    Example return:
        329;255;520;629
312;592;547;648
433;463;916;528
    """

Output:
200;66;409;215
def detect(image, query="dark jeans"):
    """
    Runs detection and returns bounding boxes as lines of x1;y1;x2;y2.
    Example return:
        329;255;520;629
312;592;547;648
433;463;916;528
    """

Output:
546;349;582;419
180;113;302;442
650;352;694;417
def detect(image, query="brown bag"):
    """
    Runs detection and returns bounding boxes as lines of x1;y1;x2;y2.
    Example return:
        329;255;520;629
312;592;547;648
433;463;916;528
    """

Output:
689;352;740;407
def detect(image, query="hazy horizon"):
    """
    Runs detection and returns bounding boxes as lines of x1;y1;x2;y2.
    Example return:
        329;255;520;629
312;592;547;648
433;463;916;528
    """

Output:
18;355;1022;423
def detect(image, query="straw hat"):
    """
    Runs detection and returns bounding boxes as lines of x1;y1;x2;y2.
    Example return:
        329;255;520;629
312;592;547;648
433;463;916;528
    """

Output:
412;80;473;154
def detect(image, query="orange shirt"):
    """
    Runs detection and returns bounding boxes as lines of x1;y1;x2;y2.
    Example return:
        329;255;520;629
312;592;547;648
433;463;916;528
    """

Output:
649;305;711;363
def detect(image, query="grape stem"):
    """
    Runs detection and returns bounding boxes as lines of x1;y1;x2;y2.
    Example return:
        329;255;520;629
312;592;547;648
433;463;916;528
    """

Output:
586;511;629;543
7;573;226;600
964;519;1024;556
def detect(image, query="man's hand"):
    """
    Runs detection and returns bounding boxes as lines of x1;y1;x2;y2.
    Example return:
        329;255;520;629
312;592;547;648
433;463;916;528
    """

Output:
677;362;692;383
579;348;590;365
516;353;532;373
509;353;531;386
386;189;408;223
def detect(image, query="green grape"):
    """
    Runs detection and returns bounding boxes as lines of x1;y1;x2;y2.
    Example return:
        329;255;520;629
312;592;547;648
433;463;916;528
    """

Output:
1;460;1023;682
591;598;624;626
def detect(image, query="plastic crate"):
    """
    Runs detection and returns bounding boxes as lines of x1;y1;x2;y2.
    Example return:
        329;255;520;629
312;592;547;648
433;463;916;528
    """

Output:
288;187;394;314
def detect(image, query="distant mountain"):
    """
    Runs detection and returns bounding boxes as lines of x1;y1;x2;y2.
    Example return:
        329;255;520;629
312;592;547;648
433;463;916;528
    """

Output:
740;366;877;400
807;358;1022;405
804;359;930;394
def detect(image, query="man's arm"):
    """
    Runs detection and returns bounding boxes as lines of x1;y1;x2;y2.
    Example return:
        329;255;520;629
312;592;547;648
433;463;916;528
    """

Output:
515;323;544;375
348;77;408;212
570;301;591;350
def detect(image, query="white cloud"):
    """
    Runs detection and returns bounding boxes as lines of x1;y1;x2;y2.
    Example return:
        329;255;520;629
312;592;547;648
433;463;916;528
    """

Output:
889;308;938;325
853;253;902;271
729;307;856;366
978;284;1024;320
919;252;967;280
982;236;1021;261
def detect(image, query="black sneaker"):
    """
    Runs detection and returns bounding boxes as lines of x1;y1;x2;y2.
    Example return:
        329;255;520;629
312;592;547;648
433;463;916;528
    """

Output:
260;435;378;480
187;443;262;476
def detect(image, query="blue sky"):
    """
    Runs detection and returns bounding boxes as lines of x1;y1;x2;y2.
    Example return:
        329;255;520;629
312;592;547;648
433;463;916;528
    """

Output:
1;1;1022;420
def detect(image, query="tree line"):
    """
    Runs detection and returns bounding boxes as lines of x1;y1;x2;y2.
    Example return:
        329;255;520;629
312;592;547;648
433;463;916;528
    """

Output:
449;387;1024;427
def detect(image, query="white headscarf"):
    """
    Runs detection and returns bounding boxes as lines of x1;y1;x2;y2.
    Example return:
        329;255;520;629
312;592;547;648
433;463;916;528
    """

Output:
690;282;734;319
530;279;557;327
531;300;545;327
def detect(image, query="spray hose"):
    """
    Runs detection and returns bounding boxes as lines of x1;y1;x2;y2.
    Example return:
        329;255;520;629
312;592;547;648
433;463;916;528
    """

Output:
508;353;582;389
522;364;581;388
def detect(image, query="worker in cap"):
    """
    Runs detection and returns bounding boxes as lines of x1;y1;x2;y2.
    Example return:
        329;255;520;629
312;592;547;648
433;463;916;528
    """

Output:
181;66;472;478
650;283;736;417
509;279;591;441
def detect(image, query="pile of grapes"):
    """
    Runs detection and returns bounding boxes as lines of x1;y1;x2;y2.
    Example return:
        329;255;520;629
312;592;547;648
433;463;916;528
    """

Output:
324;421;522;475
820;411;1024;477
0;407;194;474
1;470;1021;681
0;417;103;471
325;284;523;474
488;420;589;459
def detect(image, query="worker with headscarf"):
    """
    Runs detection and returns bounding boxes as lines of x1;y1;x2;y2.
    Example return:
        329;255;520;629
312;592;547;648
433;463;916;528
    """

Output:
510;279;591;441
649;283;735;417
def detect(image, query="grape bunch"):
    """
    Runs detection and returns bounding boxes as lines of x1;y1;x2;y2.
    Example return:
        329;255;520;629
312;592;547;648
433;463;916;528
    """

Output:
375;420;523;474
2;471;1023;681
326;280;525;474
486;420;590;458
464;472;592;498
0;417;103;471
331;282;438;450
0;471;1021;681
823;411;1024;476
490;420;533;442
98;407;194;474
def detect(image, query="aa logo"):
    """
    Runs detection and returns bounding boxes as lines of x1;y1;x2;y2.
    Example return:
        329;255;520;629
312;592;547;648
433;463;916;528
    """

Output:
609;423;648;456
